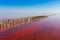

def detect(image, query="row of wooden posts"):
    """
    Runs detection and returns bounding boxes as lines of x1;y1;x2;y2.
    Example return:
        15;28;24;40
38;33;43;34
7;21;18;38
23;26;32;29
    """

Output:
0;16;48;32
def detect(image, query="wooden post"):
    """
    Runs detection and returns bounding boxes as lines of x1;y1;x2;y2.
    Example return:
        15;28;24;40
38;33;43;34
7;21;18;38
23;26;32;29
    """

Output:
0;21;3;32
0;24;1;32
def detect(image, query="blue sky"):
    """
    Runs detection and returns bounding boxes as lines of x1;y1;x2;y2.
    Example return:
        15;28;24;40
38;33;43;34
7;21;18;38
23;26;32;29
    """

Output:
0;0;60;19
0;0;55;6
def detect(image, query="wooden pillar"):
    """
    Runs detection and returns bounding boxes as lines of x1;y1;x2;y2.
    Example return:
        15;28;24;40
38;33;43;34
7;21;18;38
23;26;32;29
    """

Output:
0;21;3;32
23;18;28;24
0;24;1;32
12;19;17;28
19;18;23;25
28;18;31;23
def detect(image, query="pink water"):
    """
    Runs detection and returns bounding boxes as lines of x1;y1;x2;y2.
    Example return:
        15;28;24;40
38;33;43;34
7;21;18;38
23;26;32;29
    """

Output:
0;15;60;40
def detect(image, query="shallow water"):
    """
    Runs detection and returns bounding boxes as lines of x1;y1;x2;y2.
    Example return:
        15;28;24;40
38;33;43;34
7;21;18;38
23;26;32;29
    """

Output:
0;15;60;40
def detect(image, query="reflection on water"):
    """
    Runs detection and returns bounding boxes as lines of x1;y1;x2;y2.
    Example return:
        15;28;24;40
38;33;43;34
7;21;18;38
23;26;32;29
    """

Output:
0;16;48;32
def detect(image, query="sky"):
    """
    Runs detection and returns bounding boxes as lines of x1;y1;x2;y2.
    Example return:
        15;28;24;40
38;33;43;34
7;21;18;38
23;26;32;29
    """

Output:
0;0;60;19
